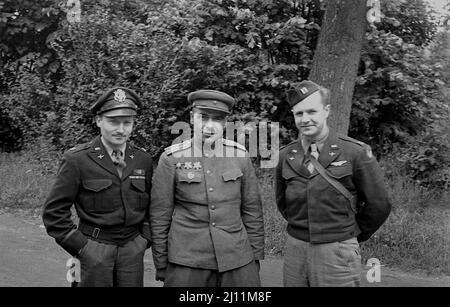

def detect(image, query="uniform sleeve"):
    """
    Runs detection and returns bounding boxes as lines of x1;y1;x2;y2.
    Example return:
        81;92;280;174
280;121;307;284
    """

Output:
354;148;392;242
275;151;288;220
240;158;265;260
140;155;153;245
42;153;88;256
150;153;175;270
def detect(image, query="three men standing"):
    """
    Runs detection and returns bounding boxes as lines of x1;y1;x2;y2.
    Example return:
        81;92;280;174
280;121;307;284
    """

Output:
150;90;265;287
42;87;153;287
276;80;391;287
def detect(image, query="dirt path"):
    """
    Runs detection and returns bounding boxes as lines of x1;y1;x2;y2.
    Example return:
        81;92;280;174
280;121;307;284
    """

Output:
1;212;449;287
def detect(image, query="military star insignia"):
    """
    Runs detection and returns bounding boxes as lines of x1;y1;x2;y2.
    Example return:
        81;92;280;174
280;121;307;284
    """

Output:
329;152;336;156
184;162;193;169
98;154;104;159
289;157;295;161
130;155;134;160
193;162;202;170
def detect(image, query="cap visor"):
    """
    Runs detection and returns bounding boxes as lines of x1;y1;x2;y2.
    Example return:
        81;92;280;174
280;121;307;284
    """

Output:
194;106;230;114
101;108;137;117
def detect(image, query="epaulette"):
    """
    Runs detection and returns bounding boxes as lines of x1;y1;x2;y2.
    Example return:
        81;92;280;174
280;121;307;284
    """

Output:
223;139;247;152
164;139;192;156
338;134;375;158
67;142;91;153
337;134;366;147
280;140;297;150
130;143;148;153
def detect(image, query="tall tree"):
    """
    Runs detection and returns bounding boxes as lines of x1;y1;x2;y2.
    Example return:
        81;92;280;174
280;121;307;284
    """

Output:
308;0;368;134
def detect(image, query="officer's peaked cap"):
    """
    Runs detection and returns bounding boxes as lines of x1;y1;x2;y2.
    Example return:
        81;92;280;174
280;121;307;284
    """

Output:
188;90;235;114
91;87;142;117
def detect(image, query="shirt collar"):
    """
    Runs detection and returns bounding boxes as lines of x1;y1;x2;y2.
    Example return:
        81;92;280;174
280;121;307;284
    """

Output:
101;136;127;158
301;126;330;153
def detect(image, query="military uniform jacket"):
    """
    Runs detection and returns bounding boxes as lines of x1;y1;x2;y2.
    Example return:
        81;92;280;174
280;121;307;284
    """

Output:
150;139;265;272
42;136;153;256
276;130;391;243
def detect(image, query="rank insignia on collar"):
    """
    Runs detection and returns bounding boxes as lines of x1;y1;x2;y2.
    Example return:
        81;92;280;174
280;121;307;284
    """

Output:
184;162;193;169
331;145;338;149
193;162;202;170
98;154;104;159
95;147;101;151
329;152;336;156
292;150;298;153
289;157;295;161
176;162;182;169
130;155;134;160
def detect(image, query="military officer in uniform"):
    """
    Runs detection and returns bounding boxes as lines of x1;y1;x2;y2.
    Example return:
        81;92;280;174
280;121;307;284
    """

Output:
42;87;153;287
150;90;264;287
276;80;391;287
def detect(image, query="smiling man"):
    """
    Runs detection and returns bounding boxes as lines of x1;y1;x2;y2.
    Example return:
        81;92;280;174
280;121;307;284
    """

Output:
150;90;264;287
42;87;153;287
276;80;391;287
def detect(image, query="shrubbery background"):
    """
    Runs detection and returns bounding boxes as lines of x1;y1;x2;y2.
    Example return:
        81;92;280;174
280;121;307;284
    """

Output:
1;0;449;187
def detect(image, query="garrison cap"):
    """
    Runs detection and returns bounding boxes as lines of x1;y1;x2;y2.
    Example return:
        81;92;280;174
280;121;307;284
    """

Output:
188;90;235;114
91;87;141;117
286;80;321;108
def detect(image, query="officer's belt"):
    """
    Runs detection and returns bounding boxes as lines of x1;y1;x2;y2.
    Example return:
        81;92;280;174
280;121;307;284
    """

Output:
310;158;357;214
78;221;139;245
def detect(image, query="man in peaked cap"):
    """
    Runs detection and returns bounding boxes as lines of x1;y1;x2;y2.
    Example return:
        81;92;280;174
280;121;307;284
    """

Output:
275;80;391;287
42;87;153;287
150;89;265;287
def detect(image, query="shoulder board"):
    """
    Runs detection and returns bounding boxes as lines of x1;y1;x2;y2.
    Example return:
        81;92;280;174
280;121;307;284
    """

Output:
280;140;297;150
67;142;91;153
223;139;247;152
130;143;148;153
337;134;366;147
164;139;192;156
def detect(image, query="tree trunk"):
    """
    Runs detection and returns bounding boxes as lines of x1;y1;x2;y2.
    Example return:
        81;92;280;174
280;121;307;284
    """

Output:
309;0;368;135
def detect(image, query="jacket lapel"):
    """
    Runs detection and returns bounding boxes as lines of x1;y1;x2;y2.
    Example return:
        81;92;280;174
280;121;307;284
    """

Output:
87;136;120;178
317;129;341;168
121;144;138;179
285;140;311;178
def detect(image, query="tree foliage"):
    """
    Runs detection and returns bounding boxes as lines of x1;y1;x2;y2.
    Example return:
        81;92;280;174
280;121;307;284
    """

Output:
0;0;449;186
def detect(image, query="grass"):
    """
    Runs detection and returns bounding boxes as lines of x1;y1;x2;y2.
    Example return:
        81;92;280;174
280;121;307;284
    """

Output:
256;166;450;277
1;151;448;276
0;151;60;216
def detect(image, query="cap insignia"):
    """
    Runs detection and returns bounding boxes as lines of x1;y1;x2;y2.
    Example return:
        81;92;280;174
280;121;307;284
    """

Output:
114;89;127;103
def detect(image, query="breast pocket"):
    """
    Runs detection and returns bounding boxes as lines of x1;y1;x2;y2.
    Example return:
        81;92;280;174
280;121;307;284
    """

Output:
326;164;357;215
221;168;243;201
130;179;148;210
81;179;119;212
177;171;202;184
175;170;204;203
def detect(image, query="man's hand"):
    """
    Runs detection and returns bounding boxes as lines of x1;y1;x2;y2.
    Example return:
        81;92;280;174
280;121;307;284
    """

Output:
155;268;166;282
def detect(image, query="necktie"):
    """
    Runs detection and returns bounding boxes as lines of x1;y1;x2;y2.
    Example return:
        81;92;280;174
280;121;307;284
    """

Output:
306;143;319;173
111;150;126;177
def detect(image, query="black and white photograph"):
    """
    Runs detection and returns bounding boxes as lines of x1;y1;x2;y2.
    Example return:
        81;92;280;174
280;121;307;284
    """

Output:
0;0;449;293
